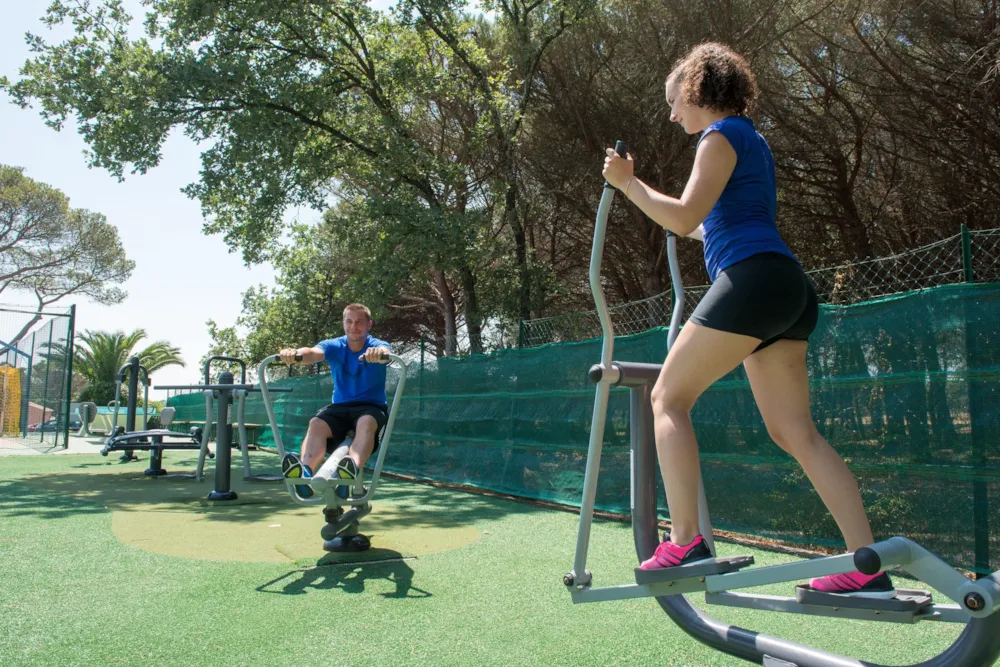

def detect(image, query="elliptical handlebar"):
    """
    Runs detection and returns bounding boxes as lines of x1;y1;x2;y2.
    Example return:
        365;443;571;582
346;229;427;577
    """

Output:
116;361;150;385
204;355;247;384
590;140;629;374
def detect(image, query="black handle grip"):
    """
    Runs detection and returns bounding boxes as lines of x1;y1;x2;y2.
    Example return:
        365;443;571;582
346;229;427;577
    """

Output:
294;353;302;362
204;356;247;384
614;140;628;158
359;350;390;363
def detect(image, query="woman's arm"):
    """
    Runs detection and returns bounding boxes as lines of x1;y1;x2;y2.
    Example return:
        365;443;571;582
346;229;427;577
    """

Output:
603;132;736;237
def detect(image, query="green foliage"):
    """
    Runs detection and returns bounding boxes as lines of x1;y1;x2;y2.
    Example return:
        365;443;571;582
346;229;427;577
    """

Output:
0;165;133;340
73;329;185;404
6;0;998;355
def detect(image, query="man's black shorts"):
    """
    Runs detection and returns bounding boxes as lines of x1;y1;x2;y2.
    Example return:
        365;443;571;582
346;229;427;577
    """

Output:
313;402;388;454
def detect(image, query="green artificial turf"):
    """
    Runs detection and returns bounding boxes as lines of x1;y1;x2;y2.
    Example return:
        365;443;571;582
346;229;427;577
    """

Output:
0;453;963;666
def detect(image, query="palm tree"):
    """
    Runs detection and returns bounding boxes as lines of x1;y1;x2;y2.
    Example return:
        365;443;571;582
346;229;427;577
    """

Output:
74;329;184;404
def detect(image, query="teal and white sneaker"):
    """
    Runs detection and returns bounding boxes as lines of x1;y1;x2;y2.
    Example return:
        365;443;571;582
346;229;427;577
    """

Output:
281;453;314;499
335;456;359;500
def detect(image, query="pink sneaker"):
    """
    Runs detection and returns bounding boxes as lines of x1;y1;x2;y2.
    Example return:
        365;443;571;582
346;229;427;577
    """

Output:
639;535;714;571
807;571;896;598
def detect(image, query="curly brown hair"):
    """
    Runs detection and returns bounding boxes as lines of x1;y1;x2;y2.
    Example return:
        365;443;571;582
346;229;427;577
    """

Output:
667;43;758;116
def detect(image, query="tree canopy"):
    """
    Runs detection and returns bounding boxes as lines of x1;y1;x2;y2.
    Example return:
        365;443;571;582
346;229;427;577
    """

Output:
5;0;998;356
0;165;133;341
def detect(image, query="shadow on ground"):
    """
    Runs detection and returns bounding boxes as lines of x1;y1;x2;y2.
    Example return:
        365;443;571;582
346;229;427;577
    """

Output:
257;550;432;598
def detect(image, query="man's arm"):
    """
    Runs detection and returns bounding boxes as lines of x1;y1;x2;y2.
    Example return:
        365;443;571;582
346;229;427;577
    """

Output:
279;346;325;364
686;224;704;242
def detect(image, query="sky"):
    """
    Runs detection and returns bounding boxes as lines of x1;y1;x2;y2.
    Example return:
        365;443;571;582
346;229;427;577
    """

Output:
0;0;391;399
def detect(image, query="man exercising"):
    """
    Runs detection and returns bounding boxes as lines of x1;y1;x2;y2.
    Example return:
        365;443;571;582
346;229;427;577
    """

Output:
280;303;392;500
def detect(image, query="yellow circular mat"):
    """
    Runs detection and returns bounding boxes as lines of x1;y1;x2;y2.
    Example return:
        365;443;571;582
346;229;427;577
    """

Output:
24;465;480;564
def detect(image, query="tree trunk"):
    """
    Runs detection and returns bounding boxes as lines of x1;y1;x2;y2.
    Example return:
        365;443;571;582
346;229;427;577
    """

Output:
459;264;483;355
505;179;532;320
432;269;458;356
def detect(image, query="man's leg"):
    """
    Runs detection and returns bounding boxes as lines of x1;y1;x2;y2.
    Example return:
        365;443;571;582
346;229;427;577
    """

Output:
283;410;338;499
300;417;334;473
334;408;386;498
347;415;379;469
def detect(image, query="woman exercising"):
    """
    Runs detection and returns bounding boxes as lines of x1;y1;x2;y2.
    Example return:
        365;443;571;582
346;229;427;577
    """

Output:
601;42;894;598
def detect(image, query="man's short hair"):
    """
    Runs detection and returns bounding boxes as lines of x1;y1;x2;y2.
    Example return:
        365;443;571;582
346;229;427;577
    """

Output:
343;303;372;321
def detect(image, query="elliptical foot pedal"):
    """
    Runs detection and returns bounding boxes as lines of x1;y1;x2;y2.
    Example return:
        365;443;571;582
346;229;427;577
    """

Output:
763;657;797;667
245;474;283;482
323;534;371;553
795;586;932;613
635;555;754;585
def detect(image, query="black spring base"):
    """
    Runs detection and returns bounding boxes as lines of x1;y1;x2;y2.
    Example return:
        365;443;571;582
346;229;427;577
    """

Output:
323;534;371;552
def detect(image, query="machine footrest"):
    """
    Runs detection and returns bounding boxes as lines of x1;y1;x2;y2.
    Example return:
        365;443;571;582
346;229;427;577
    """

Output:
795;586;933;612
245;474;283;482
704;588;935;624
635;555;754;585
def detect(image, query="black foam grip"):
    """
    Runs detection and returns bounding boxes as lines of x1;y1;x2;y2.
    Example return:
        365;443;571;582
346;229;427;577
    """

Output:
614;140;628;158
588;365;603;384
853;546;881;575
294;354;302;361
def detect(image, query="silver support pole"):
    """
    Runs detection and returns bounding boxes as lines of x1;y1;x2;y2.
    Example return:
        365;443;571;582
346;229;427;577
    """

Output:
195;390;214;481
237;389;251;479
142;375;149;431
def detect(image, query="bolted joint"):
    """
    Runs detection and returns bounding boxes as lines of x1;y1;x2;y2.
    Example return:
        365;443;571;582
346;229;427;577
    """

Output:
588;364;620;385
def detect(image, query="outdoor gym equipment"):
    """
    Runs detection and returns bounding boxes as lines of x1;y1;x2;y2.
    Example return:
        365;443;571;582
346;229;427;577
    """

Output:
154;356;292;500
100;356;205;476
564;140;1000;666
189;356;289;484
257;352;408;553
76;402;97;436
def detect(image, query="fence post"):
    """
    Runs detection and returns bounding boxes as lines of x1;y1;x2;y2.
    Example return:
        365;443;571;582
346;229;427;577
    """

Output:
418;335;425;419
62;304;76;449
22;331;35;438
517;319;525;349
39;323;53;445
960;224;989;575
961;223;973;282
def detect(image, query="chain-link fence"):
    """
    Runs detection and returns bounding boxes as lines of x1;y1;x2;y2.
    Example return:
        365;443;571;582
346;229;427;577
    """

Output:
971;228;1000;284
520;225;999;347
0;304;76;451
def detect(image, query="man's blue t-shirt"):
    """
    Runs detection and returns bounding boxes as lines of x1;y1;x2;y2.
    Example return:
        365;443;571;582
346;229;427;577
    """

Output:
698;116;796;281
316;335;392;406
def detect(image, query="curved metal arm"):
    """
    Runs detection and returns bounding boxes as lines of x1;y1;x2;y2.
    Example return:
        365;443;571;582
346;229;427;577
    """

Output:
257;355;292;458
350;353;408;504
570;140;628;588
111;379;122;427
204;356;247;384
665;232;685;351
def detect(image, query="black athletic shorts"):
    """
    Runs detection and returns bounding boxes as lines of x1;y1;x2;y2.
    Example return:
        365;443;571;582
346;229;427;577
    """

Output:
313;402;389;454
689;252;819;352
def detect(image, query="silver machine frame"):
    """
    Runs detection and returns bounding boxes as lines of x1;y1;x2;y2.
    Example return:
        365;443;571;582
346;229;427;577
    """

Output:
565;141;1000;666
257;352;408;510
